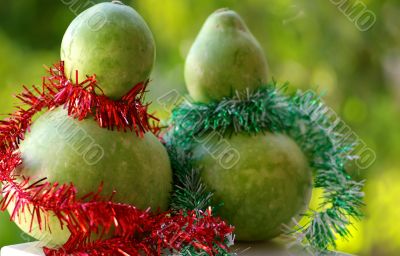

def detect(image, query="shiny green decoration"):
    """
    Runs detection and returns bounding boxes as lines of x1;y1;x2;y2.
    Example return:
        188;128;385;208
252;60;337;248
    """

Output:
164;82;365;254
164;142;233;255
166;142;214;212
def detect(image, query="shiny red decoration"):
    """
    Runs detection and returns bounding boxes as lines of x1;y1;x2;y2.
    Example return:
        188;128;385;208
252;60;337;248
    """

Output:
0;63;233;255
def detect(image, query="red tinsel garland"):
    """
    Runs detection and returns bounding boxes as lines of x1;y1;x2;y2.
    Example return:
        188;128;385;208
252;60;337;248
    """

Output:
0;62;233;256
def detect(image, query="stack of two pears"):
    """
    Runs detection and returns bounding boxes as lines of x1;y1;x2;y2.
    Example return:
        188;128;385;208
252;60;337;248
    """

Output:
10;2;172;247
180;9;312;241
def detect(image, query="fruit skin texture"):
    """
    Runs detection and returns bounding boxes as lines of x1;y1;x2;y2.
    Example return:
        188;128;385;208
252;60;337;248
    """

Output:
10;107;172;246
192;132;312;241
61;2;155;99
185;9;268;103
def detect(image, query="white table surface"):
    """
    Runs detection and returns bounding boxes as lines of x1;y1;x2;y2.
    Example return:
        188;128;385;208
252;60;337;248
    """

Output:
1;241;353;256
1;243;43;256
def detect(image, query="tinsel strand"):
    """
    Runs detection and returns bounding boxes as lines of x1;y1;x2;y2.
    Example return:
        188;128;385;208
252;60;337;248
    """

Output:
0;62;234;255
165;83;365;254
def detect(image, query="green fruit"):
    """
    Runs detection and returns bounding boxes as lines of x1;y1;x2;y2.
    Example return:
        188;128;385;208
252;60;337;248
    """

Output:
10;107;172;246
192;132;312;241
61;1;155;99
185;9;268;103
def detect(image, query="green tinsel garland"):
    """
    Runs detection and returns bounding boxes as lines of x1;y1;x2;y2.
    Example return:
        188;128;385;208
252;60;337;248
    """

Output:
165;144;233;255
164;82;365;254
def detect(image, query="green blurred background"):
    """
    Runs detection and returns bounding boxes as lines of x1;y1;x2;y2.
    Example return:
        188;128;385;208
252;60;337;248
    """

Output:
0;0;399;255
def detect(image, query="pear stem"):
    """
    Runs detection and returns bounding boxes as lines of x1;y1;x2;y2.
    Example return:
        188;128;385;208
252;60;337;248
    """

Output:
112;0;124;5
214;8;230;13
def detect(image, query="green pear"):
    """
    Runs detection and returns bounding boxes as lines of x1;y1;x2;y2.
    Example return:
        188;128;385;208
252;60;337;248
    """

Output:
10;107;172;247
192;132;312;241
61;1;155;99
185;9;268;103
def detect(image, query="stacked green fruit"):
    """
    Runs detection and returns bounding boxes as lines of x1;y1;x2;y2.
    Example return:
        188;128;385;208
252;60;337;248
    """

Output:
61;0;156;99
185;9;312;241
9;1;172;247
185;8;268;103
